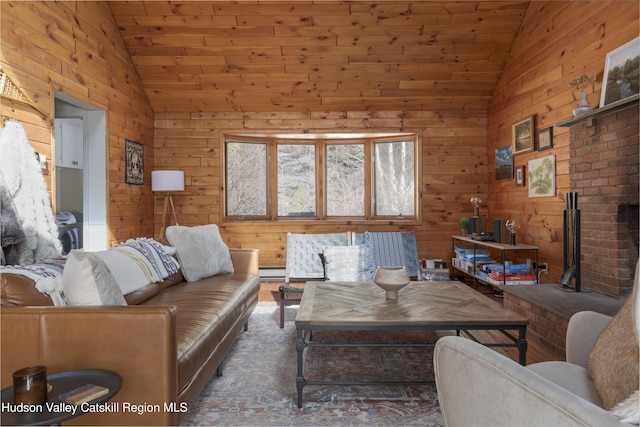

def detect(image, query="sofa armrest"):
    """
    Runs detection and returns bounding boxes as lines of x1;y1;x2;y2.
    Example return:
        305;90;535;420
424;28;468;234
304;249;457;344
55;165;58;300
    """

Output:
230;248;259;277
434;336;626;427
565;310;612;368
1;306;178;426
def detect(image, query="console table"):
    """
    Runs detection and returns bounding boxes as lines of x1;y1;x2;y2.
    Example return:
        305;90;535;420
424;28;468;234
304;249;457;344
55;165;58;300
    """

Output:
452;235;539;287
1;369;121;426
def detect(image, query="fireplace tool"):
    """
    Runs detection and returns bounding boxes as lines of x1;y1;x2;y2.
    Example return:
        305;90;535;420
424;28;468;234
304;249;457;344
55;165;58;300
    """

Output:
560;192;582;291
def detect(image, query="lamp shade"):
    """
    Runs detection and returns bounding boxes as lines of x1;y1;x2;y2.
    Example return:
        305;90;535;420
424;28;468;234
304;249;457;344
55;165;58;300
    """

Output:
152;170;184;192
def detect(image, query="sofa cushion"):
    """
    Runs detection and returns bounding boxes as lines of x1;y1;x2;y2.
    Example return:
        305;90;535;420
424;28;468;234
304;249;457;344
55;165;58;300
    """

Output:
124;282;160;305
142;272;260;393
166;224;233;282
527;361;603;406
588;294;639;409
63;250;127;306
0;273;54;306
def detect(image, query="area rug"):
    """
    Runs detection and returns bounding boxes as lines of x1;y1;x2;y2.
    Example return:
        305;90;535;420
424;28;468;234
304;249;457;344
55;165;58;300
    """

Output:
181;302;449;426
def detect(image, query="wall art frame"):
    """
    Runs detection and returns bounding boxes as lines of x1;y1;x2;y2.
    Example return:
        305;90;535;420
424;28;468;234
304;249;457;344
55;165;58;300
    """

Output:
537;127;553;151
495;145;513;180
600;36;640;107
515;165;526;187
125;139;144;185
512;115;535;155
528;155;555;198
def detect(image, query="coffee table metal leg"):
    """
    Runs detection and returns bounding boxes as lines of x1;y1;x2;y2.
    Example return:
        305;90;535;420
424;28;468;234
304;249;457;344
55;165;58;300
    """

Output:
296;328;308;408
516;327;528;365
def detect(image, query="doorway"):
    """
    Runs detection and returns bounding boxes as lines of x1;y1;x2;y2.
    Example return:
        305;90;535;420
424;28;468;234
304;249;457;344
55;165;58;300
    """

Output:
54;92;107;251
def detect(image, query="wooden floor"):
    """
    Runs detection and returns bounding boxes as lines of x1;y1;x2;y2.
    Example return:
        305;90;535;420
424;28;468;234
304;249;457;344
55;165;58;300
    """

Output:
258;281;561;365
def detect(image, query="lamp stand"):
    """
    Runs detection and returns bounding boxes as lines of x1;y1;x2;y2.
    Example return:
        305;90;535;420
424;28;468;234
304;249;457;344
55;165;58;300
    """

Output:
158;193;179;239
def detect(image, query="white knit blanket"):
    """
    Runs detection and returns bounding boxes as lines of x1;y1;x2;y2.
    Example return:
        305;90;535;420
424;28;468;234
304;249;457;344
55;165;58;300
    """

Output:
0;121;62;265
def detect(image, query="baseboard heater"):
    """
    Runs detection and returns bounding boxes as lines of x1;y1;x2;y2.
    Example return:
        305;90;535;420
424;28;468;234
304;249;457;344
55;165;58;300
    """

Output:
258;266;286;281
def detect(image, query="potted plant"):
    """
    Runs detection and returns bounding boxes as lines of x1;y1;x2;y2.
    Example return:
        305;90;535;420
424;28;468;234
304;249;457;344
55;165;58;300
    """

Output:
459;217;469;236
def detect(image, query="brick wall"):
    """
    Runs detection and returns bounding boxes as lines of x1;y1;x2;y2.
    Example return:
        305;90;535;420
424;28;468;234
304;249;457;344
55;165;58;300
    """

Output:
569;103;639;297
504;293;569;359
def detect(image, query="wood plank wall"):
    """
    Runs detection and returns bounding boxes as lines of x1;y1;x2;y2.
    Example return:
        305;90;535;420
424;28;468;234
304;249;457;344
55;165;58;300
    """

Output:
487;1;639;284
155;111;488;266
2;1;637;273
0;1;155;246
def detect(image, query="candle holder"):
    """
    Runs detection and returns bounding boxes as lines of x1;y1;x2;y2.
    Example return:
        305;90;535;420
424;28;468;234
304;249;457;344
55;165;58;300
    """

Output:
505;219;520;245
470;197;482;218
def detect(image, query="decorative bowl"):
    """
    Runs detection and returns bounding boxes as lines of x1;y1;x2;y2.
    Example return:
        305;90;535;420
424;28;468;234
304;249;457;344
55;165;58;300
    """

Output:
373;266;410;300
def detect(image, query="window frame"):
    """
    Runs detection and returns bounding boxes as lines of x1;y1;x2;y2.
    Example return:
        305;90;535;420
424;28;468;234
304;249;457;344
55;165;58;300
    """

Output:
222;132;421;224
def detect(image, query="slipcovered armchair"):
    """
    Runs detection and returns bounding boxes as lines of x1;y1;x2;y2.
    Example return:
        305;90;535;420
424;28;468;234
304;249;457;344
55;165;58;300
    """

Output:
434;269;639;427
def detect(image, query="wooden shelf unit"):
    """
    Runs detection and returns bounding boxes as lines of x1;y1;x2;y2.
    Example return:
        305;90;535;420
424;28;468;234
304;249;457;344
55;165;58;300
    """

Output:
452;235;539;287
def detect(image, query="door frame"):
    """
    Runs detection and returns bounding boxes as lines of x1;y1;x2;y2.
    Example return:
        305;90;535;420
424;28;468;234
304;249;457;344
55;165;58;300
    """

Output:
54;91;107;251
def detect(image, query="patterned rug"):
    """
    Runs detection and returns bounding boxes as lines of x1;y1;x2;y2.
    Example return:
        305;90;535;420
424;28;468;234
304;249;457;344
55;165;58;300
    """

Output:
182;302;449;426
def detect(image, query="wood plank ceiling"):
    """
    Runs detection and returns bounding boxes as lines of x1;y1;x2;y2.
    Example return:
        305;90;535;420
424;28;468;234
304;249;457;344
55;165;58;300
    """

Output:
108;1;529;113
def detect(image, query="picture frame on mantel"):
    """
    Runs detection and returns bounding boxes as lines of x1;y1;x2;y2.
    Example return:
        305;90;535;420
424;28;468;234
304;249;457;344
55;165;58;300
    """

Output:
600;36;640;107
125;139;144;185
537;127;553;151
512;115;535;155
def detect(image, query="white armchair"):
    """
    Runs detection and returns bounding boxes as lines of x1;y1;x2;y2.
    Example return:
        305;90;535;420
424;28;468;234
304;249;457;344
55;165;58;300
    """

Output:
434;310;633;426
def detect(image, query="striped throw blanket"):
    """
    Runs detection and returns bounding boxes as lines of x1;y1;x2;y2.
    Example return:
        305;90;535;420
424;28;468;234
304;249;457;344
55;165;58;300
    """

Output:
92;238;180;295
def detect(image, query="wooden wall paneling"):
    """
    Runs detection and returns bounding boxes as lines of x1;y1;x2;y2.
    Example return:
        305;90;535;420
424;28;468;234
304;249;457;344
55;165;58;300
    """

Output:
1;2;155;249
155;109;488;267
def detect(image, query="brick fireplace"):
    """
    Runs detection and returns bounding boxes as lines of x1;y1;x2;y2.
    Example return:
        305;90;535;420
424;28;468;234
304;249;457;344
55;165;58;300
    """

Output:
567;99;639;297
501;98;638;359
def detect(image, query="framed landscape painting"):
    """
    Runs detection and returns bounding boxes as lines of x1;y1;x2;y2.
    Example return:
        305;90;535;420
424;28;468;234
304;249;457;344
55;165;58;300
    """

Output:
495;146;513;180
528;155;555;198
600;36;640;107
512;116;534;155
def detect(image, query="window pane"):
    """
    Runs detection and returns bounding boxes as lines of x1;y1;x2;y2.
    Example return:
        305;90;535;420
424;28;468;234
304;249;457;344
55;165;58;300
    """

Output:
374;141;415;216
277;144;316;216
326;144;365;216
226;142;267;216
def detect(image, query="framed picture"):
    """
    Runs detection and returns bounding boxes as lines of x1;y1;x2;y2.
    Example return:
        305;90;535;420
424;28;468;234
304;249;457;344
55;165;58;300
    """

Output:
512;115;535;155
528;155;555;198
495;145;513;180
537;127;553;151
600;36;640;107
515;165;526;187
125;139;144;185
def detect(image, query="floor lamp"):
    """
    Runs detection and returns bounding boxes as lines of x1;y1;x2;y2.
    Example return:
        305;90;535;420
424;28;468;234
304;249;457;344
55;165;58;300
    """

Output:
152;170;184;239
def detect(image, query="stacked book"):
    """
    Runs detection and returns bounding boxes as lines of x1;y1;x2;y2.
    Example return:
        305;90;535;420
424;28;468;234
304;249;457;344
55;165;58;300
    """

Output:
478;263;536;285
452;247;496;275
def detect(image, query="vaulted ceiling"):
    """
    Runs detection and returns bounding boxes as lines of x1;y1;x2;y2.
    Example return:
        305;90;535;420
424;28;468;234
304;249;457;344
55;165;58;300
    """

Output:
108;1;529;113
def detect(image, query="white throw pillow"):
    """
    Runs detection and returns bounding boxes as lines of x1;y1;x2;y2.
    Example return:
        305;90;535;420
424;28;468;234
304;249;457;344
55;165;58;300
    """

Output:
62;250;127;306
323;245;372;282
166;224;234;282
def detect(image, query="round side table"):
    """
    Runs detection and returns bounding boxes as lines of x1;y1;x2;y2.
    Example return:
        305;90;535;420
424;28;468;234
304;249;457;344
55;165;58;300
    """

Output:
1;369;122;426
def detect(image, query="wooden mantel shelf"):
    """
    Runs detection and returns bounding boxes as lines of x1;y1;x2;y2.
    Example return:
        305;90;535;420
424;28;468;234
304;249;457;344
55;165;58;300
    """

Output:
556;93;639;127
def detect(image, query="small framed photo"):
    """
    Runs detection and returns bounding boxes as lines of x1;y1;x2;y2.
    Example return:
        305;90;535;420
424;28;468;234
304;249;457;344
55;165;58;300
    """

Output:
600;37;640;107
537;127;553;151
512;115;535;155
125;139;144;185
515;165;526;187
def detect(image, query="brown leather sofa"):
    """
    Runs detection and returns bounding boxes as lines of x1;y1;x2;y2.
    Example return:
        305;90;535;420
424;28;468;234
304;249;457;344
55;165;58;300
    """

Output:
0;248;260;426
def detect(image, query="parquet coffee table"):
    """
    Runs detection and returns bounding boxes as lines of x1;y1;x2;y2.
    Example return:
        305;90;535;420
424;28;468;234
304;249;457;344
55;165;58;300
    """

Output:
295;280;529;407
